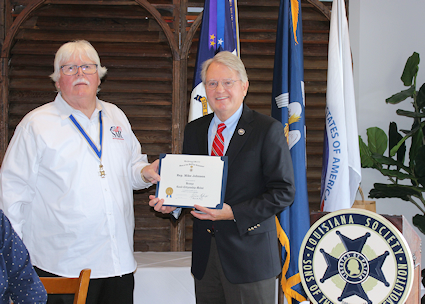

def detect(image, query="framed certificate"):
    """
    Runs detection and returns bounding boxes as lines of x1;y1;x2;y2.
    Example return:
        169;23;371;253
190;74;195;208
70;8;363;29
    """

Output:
155;154;228;209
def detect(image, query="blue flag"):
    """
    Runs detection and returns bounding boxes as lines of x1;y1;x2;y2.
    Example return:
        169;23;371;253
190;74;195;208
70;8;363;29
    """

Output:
188;0;239;122
271;0;309;303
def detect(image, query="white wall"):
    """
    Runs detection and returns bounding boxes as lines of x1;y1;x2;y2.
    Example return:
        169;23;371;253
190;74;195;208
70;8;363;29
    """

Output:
350;0;425;265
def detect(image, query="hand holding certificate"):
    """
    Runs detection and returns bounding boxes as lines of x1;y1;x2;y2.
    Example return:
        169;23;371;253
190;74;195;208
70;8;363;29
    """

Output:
155;154;228;209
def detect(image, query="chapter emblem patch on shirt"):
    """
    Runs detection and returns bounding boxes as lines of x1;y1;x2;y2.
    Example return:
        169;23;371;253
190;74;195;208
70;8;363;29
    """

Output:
299;209;414;304
110;126;124;140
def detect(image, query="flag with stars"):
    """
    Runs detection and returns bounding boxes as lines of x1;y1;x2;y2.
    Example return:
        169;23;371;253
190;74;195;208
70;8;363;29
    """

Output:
188;0;239;122
271;0;309;303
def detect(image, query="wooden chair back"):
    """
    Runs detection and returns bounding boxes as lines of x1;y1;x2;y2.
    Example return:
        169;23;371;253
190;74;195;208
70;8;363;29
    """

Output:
40;269;91;304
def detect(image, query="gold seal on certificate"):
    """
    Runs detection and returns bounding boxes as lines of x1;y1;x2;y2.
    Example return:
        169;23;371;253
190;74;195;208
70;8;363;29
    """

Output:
155;154;228;209
165;187;173;197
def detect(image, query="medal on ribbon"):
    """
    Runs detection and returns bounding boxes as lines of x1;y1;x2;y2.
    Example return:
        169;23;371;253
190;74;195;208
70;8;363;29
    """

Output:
69;111;105;178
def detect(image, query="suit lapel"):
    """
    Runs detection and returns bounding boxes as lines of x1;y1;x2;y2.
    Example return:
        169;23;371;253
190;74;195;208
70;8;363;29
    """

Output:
225;104;254;167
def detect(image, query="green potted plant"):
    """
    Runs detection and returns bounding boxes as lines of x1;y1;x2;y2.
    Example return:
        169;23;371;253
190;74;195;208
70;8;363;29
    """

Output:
359;51;425;235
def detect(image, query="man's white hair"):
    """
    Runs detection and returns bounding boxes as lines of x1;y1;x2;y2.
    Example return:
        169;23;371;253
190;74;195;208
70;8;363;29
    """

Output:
50;40;107;83
201;51;248;84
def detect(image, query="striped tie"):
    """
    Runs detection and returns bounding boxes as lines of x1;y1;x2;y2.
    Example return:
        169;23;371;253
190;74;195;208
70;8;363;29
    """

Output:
211;123;226;156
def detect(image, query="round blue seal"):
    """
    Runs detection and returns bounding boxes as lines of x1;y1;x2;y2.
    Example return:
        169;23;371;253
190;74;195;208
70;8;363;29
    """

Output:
299;209;414;304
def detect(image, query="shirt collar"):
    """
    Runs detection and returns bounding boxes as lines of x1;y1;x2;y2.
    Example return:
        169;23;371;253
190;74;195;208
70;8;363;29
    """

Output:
212;103;243;129
55;93;105;120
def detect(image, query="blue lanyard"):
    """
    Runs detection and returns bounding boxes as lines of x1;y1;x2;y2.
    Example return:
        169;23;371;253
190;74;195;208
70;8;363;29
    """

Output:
69;111;103;160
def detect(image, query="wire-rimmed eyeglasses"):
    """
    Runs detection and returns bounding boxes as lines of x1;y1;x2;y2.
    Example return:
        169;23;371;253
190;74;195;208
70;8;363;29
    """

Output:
60;64;98;76
206;79;241;90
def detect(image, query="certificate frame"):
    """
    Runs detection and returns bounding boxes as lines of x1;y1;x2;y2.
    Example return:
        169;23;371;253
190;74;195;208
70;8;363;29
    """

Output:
155;154;228;209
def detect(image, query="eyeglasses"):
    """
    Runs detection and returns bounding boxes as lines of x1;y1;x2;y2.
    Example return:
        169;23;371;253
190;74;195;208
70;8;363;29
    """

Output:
60;64;98;76
206;79;241;90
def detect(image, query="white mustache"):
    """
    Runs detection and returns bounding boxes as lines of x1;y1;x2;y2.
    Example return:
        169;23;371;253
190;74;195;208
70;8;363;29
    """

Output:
72;78;90;86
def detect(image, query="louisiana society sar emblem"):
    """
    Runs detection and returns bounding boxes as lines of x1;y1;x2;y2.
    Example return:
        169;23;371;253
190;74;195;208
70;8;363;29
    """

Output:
299;209;414;304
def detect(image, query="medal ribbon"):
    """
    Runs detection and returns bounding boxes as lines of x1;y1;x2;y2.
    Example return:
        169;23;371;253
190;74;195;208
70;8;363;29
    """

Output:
69;111;103;160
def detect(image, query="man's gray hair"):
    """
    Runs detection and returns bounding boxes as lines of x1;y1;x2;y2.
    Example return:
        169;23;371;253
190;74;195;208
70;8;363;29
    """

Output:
201;51;248;84
50;40;107;83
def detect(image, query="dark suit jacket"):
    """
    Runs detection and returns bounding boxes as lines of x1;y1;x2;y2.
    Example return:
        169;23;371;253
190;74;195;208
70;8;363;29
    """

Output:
182;104;295;284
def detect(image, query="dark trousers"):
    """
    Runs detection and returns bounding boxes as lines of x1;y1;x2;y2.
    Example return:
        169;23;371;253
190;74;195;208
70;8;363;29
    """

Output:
35;267;134;304
195;238;276;304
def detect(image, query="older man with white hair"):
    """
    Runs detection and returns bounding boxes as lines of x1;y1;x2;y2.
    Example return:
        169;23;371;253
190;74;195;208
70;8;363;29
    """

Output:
0;40;160;304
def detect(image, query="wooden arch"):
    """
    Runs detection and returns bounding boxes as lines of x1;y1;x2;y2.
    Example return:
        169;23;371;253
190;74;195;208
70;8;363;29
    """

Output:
1;0;180;59
306;0;331;20
0;0;183;160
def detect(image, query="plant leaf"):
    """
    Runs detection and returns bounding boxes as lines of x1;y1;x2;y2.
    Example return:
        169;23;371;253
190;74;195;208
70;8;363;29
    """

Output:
409;121;424;165
417;83;425;110
366;127;387;155
379;169;415;180
358;136;375;168
369;183;423;201
413;146;425;177
396;109;425;118
399;120;425;137
413;214;425;235
386;86;415;104
372;154;410;172
413;146;425;186
401;52;419;86
388;122;406;164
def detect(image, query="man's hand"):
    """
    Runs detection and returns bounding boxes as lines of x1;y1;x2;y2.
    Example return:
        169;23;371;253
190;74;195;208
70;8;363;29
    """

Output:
141;159;160;184
148;195;177;214
190;203;234;221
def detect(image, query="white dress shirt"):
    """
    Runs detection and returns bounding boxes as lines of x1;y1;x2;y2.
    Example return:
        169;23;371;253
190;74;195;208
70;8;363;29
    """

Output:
0;93;152;278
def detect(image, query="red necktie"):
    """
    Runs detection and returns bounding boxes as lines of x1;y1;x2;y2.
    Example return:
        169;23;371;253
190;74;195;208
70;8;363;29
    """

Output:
211;123;226;156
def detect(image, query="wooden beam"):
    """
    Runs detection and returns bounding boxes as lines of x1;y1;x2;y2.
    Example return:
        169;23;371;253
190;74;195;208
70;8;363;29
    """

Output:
169;0;188;252
306;0;331;20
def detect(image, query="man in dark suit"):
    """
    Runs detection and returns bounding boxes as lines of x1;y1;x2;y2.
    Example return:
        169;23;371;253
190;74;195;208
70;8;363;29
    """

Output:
149;51;295;304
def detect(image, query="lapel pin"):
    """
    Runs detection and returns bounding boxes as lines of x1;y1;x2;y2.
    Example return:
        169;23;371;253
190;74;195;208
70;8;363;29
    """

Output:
238;128;245;135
